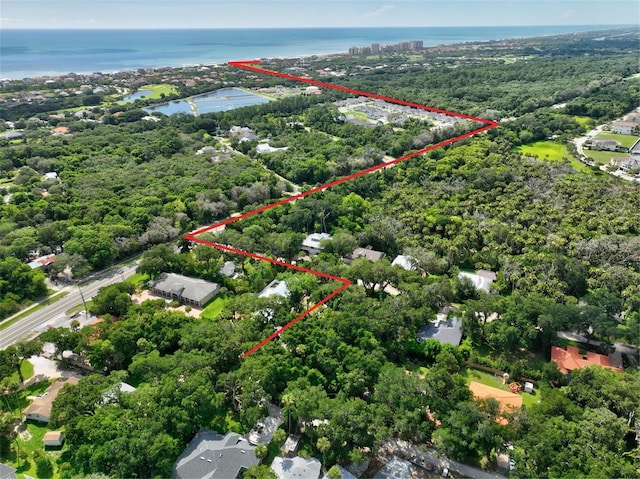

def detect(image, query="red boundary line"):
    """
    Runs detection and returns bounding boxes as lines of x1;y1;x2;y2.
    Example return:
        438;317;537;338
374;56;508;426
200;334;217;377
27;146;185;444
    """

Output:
185;60;499;356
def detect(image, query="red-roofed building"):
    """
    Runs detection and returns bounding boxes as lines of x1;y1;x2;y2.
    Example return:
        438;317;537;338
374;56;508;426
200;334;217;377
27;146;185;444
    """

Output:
28;253;55;270
551;345;623;375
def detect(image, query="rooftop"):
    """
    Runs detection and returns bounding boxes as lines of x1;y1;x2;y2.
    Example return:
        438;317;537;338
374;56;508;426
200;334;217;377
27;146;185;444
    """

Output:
417;316;463;346
551;345;623;375
152;272;220;304
23;376;80;421
301;233;332;253
258;279;290;299
457;270;496;293
348;247;385;262
271;456;322;479
173;429;259;479
391;254;415;271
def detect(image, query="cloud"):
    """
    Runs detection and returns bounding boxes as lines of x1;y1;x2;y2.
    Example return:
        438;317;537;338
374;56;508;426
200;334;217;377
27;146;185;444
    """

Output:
363;4;395;18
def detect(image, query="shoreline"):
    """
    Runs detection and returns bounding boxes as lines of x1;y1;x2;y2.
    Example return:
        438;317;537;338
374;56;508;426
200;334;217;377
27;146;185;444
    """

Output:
0;25;638;81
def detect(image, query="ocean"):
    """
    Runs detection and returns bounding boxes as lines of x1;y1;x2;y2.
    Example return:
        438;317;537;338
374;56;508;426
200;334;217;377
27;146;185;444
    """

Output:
0;25;625;80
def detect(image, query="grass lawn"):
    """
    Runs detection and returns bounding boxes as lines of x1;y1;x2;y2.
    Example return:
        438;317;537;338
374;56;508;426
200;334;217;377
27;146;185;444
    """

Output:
584;149;628;166
9;360;35;384
461;367;540;409
145;84;178;100
125;272;148;287
595;133;639;149
518;141;567;161
200;296;228;320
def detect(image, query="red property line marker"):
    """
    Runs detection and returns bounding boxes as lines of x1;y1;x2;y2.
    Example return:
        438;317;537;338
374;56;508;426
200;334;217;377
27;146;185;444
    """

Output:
185;60;499;356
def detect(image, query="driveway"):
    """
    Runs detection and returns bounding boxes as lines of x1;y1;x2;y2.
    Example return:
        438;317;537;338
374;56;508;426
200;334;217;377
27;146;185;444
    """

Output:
382;438;505;479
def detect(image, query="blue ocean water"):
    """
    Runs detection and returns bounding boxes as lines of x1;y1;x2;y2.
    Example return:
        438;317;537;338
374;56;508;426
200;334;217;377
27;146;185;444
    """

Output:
0;26;624;79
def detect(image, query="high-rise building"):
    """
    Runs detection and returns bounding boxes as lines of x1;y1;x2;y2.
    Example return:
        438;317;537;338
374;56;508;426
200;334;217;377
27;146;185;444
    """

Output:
371;43;380;53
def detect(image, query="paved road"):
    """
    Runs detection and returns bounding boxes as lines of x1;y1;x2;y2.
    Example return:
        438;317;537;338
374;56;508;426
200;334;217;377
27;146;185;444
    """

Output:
0;262;138;350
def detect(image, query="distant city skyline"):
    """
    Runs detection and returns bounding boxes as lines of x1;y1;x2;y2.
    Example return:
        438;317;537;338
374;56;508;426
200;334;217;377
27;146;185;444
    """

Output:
2;0;639;29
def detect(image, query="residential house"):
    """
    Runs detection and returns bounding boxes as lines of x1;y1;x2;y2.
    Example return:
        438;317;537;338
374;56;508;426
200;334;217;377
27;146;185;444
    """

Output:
22;376;80;422
417;316;463;346
271;456;322;479
173;429;259;479
391;254;415;271
301;233;332;255
220;261;237;277
610;155;640;174
551;345;624;375
457;270;496;293
151;272;220;308
196;146;218;155
43;431;64;447
256;143;288;155
43;172;59;181
611;120;638;135
345;247;385;264
28;253;56;270
1;131;23;140
0;463;17;479
248;404;283;445
591;138;623;152
258;279;290;299
101;381;136;404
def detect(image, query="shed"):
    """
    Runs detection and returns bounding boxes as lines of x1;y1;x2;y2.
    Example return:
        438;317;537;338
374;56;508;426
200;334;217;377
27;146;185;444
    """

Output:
43;431;64;447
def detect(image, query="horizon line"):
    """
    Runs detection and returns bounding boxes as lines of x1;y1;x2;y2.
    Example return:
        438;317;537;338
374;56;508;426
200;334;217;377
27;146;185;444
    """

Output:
1;23;635;31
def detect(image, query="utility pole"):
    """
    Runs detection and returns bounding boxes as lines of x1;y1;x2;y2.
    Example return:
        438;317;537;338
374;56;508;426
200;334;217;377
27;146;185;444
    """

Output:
77;281;88;312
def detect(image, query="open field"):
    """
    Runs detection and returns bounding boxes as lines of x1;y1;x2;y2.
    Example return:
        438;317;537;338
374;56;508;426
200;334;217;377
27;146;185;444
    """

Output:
595;132;639;149
518;141;566;161
145;84;179;99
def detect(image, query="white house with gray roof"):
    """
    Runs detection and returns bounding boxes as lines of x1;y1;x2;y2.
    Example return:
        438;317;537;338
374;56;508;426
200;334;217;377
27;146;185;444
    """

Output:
151;273;220;308
301;233;332;255
173;429;259;479
258;279;290;299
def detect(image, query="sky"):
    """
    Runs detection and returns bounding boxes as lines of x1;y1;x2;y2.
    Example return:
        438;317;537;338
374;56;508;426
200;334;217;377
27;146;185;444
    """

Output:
1;0;639;29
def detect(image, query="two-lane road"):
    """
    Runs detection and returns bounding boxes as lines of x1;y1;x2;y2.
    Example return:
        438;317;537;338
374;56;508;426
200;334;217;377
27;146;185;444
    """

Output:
0;262;138;349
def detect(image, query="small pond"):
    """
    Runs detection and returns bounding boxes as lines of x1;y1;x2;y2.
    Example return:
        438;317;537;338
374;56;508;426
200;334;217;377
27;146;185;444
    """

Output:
122;89;152;102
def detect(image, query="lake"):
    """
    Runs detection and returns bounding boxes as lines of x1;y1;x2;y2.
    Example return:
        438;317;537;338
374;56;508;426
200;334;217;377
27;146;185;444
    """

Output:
144;87;271;116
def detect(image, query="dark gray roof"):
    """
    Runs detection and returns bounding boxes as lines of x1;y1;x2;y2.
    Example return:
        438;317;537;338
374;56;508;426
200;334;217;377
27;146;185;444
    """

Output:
349;247;385;262
153;273;220;304
173;429;259;479
417;317;463;346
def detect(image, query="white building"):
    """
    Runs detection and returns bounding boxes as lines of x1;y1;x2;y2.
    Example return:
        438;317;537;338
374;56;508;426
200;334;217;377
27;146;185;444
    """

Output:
301;233;332;255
